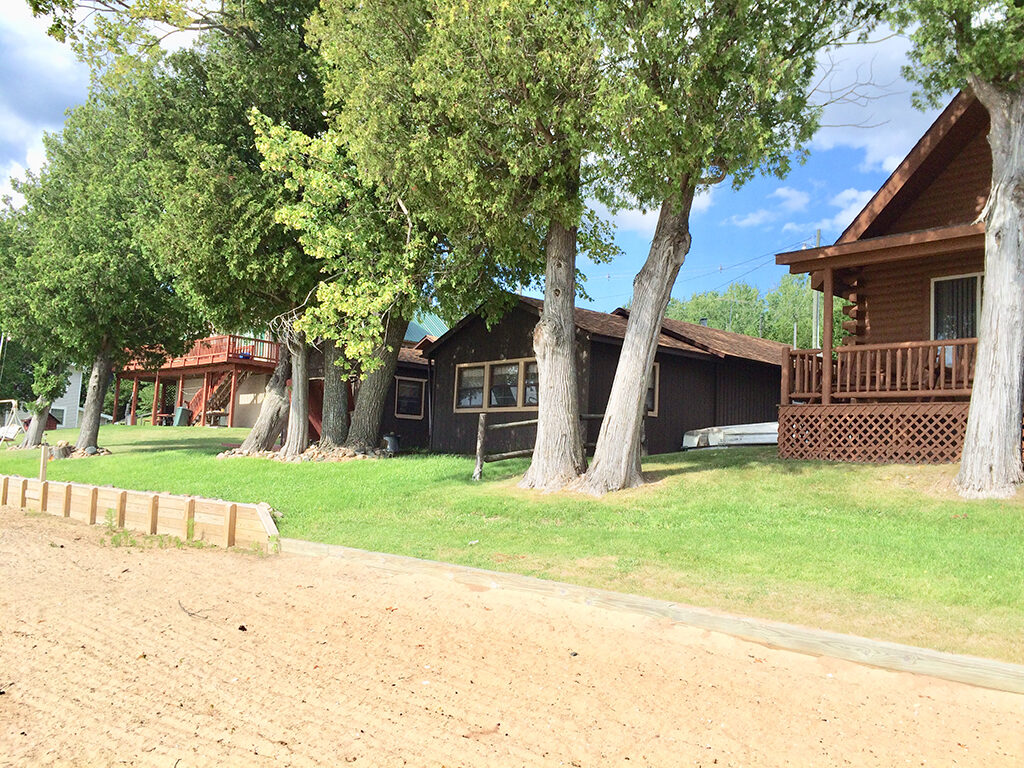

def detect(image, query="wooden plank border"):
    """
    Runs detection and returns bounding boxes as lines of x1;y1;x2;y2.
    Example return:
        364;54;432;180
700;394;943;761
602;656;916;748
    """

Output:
0;474;277;552
279;537;1024;696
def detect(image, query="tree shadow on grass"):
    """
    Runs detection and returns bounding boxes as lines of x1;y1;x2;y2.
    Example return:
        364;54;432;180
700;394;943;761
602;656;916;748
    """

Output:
640;447;840;484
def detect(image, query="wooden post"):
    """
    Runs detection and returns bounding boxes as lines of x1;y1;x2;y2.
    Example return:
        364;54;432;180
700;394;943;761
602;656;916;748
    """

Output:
151;372;161;426
0;476;8;505
227;368;238;428
38;481;48;512
185;498;195;540
781;347;792;406
87;486;98;525
148;494;159;534
130;378;139;425
822;267;834;406
225;503;237;547
112;375;121;423
200;371;209;427
176;374;185;408
61;483;71;517
116;490;126;527
39;444;48;482
473;413;487;481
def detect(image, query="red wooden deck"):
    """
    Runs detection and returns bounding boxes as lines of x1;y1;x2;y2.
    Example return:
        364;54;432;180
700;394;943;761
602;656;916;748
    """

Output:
123;335;280;374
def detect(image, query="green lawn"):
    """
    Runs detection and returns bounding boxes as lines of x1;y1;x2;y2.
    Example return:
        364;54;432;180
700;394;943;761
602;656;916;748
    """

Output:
4;425;1024;662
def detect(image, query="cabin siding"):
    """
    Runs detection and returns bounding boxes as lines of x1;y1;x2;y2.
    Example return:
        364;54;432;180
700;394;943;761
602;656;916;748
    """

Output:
429;305;590;454
380;361;431;449
851;249;985;345
715;359;781;426
883;128;991;236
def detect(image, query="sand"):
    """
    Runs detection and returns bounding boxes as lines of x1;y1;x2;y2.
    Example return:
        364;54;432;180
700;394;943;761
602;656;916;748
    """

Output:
1;504;1022;767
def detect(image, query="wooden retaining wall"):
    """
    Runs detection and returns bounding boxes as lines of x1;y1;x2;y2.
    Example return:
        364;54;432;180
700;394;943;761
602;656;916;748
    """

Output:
0;474;279;552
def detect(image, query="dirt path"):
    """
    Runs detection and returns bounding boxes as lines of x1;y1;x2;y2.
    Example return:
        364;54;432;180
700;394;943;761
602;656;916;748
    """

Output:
1;505;1022;767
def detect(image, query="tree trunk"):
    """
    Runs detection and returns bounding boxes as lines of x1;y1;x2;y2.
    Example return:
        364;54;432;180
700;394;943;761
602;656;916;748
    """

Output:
320;337;349;448
955;82;1024;499
519;219;587;491
576;193;694;495
344;314;409;453
75;347;113;452
22;396;51;450
238;343;291;454
280;333;310;458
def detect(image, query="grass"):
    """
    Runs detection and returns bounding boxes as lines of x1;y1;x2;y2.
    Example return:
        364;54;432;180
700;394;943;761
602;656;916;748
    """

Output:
3;425;1024;662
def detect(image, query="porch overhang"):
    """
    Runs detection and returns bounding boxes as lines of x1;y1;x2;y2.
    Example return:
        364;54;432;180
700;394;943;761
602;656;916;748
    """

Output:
776;222;985;279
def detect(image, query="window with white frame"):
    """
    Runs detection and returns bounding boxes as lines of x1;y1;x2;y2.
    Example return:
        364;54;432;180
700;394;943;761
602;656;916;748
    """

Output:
932;273;983;340
395;377;425;419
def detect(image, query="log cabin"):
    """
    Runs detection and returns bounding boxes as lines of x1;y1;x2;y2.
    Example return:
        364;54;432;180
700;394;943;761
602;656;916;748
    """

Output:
423;296;785;455
775;92;996;463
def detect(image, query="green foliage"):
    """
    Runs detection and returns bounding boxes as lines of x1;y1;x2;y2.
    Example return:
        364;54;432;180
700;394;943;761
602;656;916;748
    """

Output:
131;0;326;331
13;80;199;371
888;1;1024;105
592;1;880;211
666;275;848;348
0;337;37;403
312;0;617;287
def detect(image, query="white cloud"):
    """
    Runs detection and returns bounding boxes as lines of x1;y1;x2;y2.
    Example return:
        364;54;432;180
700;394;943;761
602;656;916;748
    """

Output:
813;188;875;233
692;186;714;215
770;186;810;212
810;28;943;173
729;209;775;228
1;160;28;207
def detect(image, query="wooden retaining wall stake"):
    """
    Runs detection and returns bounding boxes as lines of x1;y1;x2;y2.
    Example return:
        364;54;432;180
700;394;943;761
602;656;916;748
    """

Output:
61;483;71;517
225;503;237;548
38;481;48;512
1;475;8;506
185;498;195;540
87;486;98;525
116;490;127;527
18;477;28;508
473;413;487;481
148;494;159;534
39;445;48;481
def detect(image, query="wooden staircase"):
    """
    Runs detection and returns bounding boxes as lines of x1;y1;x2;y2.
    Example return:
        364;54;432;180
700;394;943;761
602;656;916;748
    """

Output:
187;371;251;425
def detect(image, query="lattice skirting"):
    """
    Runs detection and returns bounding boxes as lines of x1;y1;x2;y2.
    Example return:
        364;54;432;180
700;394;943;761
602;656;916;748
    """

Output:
778;403;972;463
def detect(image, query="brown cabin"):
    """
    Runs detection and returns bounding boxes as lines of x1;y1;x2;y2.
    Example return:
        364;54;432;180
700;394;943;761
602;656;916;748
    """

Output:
423;296;785;455
775;93;992;463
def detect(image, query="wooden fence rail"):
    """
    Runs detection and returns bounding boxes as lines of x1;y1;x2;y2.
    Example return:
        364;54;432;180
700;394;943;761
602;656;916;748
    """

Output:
0;473;279;551
472;412;637;480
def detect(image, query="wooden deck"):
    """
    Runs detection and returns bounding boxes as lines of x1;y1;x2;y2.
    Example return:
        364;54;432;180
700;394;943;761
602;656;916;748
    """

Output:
782;338;976;404
123;335;279;374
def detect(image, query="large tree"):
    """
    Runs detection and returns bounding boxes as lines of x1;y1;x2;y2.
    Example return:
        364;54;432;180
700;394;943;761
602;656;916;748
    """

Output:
576;0;876;494
312;0;616;487
887;1;1024;498
12;83;198;452
126;0;328;455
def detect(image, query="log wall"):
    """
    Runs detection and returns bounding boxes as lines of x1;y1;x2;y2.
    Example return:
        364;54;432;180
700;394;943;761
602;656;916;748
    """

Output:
0;474;279;552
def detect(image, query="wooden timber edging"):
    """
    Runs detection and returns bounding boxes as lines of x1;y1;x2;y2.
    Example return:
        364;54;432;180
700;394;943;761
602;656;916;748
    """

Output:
0;474;280;553
279;536;1024;696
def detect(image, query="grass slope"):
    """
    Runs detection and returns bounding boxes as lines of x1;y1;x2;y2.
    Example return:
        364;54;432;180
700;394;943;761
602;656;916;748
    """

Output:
3;425;1023;662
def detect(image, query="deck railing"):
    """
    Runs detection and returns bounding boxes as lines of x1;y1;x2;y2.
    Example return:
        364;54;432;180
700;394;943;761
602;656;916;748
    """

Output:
782;338;978;404
124;335;280;372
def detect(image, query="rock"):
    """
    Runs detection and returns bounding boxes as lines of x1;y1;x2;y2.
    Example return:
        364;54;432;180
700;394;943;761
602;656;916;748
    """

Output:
84;446;98;456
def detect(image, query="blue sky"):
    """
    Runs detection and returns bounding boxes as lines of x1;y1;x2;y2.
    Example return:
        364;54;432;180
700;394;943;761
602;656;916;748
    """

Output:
1;6;945;314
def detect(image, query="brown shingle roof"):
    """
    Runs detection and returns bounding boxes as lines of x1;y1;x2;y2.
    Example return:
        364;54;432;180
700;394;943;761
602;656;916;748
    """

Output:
656;315;787;366
518;297;709;357
398;346;427;366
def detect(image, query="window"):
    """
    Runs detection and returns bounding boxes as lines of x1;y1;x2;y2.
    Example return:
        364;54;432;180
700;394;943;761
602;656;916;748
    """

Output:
395;377;425;419
489;363;519;408
523;361;539;407
932;273;983;340
455;365;485;409
454;358;537;412
50;407;65;426
645;362;660;417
